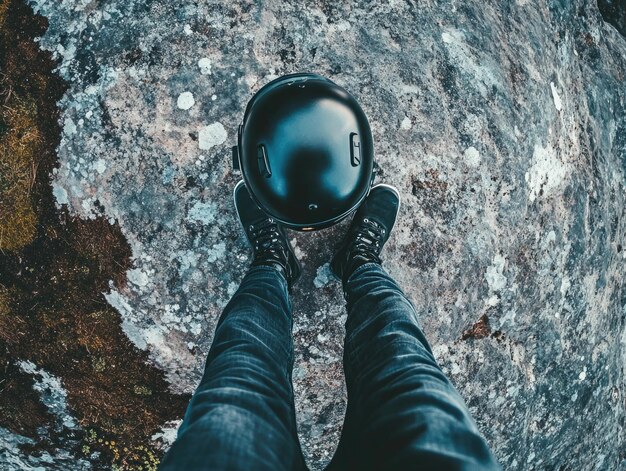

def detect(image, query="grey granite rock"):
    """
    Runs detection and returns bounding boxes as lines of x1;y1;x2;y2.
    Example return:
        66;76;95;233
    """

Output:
599;0;626;37
21;0;626;468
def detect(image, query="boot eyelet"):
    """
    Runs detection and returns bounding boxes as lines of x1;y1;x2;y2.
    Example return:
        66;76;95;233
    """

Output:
363;218;369;223
249;224;254;231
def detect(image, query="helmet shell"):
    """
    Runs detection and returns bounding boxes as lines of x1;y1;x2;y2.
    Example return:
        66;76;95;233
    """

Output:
233;73;375;230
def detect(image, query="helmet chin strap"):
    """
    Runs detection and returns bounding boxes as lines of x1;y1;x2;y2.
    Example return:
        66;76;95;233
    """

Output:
232;123;244;171
231;144;240;171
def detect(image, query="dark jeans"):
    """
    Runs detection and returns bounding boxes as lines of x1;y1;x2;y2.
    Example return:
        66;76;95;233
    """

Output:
159;263;500;470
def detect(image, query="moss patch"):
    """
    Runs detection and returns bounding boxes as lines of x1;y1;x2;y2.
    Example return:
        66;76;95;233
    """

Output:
0;1;190;468
0;86;39;250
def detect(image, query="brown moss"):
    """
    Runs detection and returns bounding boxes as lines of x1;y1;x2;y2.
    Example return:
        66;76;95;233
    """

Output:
0;285;9;315
0;1;8;27
0;1;190;468
0;285;55;437
411;169;449;194
0;199;37;250
461;314;492;340
0;96;40;250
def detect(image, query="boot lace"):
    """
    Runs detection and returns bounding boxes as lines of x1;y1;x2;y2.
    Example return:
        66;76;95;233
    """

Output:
248;218;288;265
348;217;386;262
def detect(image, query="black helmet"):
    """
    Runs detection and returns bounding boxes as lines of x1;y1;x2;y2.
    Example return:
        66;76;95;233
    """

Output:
232;72;375;231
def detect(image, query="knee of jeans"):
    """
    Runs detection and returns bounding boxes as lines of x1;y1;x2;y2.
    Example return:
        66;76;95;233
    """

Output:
182;403;276;443
165;406;296;471
349;315;429;353
349;291;418;326
212;315;292;356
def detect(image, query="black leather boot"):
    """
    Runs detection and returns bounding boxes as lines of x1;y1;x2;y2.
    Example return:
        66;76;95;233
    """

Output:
330;184;401;284
234;180;301;290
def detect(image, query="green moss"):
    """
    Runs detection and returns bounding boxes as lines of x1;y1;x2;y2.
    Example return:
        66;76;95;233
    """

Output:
85;428;162;470
133;385;153;396
92;356;107;373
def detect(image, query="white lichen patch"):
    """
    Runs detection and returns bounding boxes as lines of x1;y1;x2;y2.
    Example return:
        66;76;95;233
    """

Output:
291;237;305;259
127;268;150;287
485;254;507;291
464;146;481;167
560;276;571;296
313;263;334;288
105;289;134;319
525;143;571;202
177;91;195;110
198;122;227;150
0;427;91;469
151;420;183;449
333;19;351;32
207;242;226;262
227;281;238;297
431;344;449;361
93;158;107;174
177;250;201;272
63;117;77;136
550;82;563;112
18;361;78;430
186;201;217;224
441;31;457;44
198;57;212;75
103;289;178;362
52;182;69;206
400;116;412;130
485;295;500;306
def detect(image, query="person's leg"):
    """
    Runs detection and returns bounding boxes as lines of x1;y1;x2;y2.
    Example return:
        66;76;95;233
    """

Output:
160;181;305;470
159;265;307;471
328;184;499;470
328;263;499;470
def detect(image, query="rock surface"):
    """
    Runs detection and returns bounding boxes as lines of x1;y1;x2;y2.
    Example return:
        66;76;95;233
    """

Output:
11;0;626;468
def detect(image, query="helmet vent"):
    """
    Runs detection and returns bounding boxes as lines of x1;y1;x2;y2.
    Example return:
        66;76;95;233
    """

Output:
350;132;361;167
257;144;272;178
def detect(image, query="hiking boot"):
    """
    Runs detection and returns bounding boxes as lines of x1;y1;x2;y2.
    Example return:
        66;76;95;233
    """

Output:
234;180;301;289
330;184;401;283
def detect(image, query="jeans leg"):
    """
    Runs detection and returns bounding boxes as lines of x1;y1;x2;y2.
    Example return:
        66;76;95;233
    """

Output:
159;266;307;471
327;263;500;470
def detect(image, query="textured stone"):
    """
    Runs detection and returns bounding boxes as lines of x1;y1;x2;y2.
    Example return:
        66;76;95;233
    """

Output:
16;0;626;468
